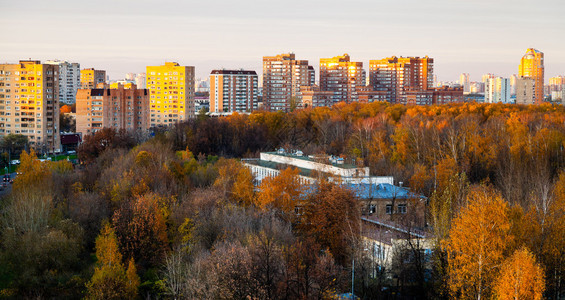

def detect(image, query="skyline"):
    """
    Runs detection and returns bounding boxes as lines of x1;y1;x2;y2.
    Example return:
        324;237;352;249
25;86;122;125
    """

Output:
1;0;564;82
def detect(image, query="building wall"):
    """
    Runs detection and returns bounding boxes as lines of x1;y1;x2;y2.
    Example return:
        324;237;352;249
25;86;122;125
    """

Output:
0;60;61;151
369;56;434;104
262;53;313;111
260;152;370;177
210;70;258;113
80;68;106;89
76;84;149;136
516;77;536;105
319;54;364;103
300;85;333;108
146;62;195;127
485;77;511;103
45;60;80;104
519;48;544;104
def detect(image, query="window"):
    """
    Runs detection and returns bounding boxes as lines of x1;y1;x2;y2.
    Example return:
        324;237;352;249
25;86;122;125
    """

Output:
385;204;393;215
398;204;407;214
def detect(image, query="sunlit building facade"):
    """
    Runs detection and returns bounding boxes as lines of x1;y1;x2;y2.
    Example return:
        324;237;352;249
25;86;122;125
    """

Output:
209;69;258;113
485;77;511;103
369;56;434;104
0;60;61;151
80;68;106;89
319;54;365;103
519;48;544;104
459;73;470;94
262;53;314;111
146;62;195;127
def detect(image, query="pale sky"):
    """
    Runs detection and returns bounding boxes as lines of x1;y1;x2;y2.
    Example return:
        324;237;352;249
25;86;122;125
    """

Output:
1;0;563;83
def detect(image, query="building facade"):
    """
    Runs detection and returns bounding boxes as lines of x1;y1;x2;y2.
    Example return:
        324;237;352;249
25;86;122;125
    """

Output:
300;85;334;108
45;60;80;104
146;62;195;127
485;77;511;103
262;53;314;111
80;68;106;89
0;60;61;151
369;56;434;104
459;73;470;94
516;77;536;105
209;69;258;113
519;48;544;104
76;83;149;136
319;54;365;103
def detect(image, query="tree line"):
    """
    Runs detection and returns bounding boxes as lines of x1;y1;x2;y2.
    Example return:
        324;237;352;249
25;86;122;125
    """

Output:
0;101;563;298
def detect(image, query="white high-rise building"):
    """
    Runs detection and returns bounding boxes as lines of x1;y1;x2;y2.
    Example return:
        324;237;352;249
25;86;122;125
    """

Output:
45;60;80;104
459;73;470;94
485;77;511;103
135;73;146;89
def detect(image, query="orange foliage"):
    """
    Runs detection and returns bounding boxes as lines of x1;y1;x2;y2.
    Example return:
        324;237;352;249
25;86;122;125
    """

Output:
257;167;304;216
494;247;545;300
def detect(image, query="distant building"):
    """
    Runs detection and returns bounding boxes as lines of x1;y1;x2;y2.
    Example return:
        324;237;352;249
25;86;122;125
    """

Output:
358;85;388;103
405;86;465;105
549;76;565;101
45;60;80;104
519;48;544;104
515;77;536;105
300;85;334;108
146;62;195;127
262;53;314;111
485;77;511;103
0;60;61;151
76;83;149;136
469;81;485;94
319;54;365;103
135;73;146;89
459;73;470;93
209;69;258;113
80;68;106;89
369;56;434;104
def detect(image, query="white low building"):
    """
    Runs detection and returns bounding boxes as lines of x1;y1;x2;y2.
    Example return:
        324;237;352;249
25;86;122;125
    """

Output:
243;149;393;185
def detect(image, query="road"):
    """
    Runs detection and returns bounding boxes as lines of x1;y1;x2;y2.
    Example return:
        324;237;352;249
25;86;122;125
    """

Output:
0;173;16;199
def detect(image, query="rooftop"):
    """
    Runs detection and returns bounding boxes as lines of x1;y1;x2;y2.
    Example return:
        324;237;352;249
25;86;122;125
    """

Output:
264;150;360;170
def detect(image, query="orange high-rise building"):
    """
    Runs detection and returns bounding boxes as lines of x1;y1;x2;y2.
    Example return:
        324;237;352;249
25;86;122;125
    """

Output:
209;70;257;113
518;48;544;104
262;53;314;111
319;54;364;103
80;68;106;88
369;56;433;104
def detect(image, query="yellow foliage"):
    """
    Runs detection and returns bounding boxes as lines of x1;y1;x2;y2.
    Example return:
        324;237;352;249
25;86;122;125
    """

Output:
494;247;545;300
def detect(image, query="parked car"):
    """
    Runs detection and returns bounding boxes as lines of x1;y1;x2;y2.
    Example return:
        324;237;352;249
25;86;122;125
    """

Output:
3;175;10;183
67;150;76;155
10;160;20;165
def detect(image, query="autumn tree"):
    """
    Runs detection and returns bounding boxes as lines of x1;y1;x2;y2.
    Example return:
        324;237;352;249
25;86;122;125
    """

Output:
213;158;255;206
112;193;169;270
445;185;514;300
298;181;360;265
86;223;138;300
256;167;304;218
494;247;545;300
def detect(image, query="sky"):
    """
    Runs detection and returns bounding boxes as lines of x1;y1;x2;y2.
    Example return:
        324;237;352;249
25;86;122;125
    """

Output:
1;0;564;83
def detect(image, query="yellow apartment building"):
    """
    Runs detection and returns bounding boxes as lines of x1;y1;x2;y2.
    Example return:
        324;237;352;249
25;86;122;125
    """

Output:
0;60;61;152
80;68;106;89
146;62;195;127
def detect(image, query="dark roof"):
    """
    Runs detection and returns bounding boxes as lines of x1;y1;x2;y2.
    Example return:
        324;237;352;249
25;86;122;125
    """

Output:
210;69;257;75
302;183;426;200
90;89;105;96
60;133;82;145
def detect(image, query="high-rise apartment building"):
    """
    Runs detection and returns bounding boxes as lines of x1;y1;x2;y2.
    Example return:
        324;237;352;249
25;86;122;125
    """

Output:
549;76;565;101
135;73;146;89
369;56;433;104
262;53;314;111
0;60;61;151
146;62;195;127
459;73;470;94
81;68;106;88
485;77;511;103
319;54;365;103
45;60;80;104
76;83;149;135
519;48;544;104
516;77;536;105
209;69;258;113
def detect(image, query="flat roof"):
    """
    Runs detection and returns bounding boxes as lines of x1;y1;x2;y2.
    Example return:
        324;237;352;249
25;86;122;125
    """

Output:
264;152;360;170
